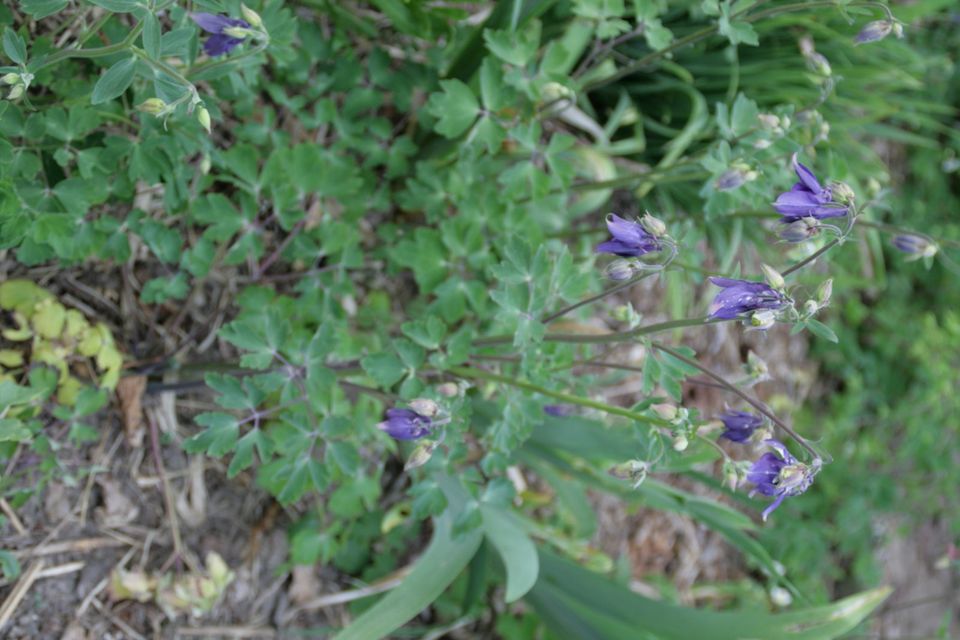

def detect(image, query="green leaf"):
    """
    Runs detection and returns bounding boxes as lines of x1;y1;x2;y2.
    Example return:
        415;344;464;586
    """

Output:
142;13;161;59
483;21;541;66
332;475;482;640
18;0;68;19
730;93;759;136
87;0;142;12
528;548;891;639
0;418;31;442
361;352;406;389
401;316;446;350
0;550;20;580
426;79;479;138
91;57;137;105
480;505;539;602
806;319;839;343
2;28;27;64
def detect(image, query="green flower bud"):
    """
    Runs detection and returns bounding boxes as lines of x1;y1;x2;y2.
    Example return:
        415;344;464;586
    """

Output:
408;398;440;418
750;309;776;331
197;107;212;133
436;382;460;397
405;440;439;471
672;434;689;452
137;98;167;115
640;212;667;238
1;72;19;85
761;264;785;291
816;279;833;307
7;84;24;100
241;4;264;29
830;181;856;205
652;403;678;421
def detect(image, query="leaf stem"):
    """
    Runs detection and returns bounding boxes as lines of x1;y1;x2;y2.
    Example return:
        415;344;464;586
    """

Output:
473;316;722;348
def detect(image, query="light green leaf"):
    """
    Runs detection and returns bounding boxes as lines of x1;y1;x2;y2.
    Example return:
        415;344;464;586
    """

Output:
2;28;27;64
142;13;161;59
91;57;137;105
806;319;839;343
481;505;539;602
332;475;482;640
426;79;479;138
18;0;68;19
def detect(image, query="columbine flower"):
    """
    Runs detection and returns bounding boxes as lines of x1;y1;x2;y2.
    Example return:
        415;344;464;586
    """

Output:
718;410;763;443
715;165;757;191
779;217;821;243
596;213;661;257
708;277;790;320
747;439;818;521
854;20;894;45
774;154;848;222
377;408;432;440
892;234;938;259
191;13;251;57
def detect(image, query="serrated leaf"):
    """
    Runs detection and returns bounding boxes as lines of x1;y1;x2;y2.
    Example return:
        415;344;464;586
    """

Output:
91;57;137;105
426;79;479;138
361;352;406;388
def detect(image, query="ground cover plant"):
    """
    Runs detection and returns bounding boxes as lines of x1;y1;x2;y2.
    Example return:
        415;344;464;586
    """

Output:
0;0;958;637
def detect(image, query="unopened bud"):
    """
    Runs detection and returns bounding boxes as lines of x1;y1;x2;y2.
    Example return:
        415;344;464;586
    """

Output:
892;234;938;259
750;309;776;331
672;434;689;452
779;217;820;243
7;84;24;100
757;114;780;130
608;460;648;488
761;264;785;290
830;181;855;205
641;212;667;238
437;382;459;397
197;106;212;133
604;259;636;282
408;398;439;417
855;20;894;45
715;166;754;191
223;26;251;39
744;350;769;380
816;279;833;307
405;440;439;471
892;22;904;39
803;299;819;316
753;139;773;150
137;98;167;115
652;403;678;421
200;154;212;175
241;4;264;28
1;72;19;85
770;586;793;607
541;81;575;104
806;52;832;76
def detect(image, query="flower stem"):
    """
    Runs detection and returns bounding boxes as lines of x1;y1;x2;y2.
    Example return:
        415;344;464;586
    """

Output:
649;341;829;462
473;316;721;348
31;23;144;72
446;365;670;428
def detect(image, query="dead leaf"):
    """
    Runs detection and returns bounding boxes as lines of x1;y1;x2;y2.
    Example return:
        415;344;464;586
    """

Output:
94;478;139;527
60;622;89;640
44;481;73;522
115;375;147;448
288;565;320;606
175;456;207;528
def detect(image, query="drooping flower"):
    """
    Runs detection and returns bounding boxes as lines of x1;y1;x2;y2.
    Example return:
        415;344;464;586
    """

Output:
377;408;432;440
708;277;790;320
774;154;848;222
596;213;661;257
719;410;763;443
191;13;251;57
747;439;818;521
892;234;938;259
779;217;821;243
543;404;575;417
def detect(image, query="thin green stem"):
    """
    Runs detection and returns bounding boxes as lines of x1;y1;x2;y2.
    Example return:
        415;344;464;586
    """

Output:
32;24;144;72
649;341;828;462
447;366;670;428
473;316;722;348
187;42;270;78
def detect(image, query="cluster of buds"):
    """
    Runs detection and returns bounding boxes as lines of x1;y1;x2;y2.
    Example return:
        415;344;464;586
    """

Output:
2;71;32;100
753;113;789;150
652;404;694;452
802;279;833;318
608;459;649;489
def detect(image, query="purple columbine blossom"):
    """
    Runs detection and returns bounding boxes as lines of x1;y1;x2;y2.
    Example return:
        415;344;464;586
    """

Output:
719;410;763;443
377;408;432;440
747;440;817;521
544;404;576;417
191;13;251;57
708;277;790;320
774;154;848;222
892;234;937;257
854;20;894;45
596;214;661;257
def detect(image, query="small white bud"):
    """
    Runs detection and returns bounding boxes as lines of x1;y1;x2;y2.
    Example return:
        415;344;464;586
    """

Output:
761;264;785;291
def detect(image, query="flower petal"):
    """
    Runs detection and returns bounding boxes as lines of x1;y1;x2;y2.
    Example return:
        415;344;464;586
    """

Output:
191;12;232;34
791;154;822;193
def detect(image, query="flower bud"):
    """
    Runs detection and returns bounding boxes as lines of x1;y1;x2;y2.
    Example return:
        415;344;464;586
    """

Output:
830;181;855;205
715;165;756;191
408;398;439;418
672;433;689;452
652;403;678;421
770;586;793;607
608;460;648;488
892;22;904;39
744;350;769;381
757;114;780;130
241;3;264;28
892;234;938;259
779;217;821;243
640;212;667;238
541;81;575;104
803;299;819;317
753;139;773;150
604;259;636;282
200;153;212;175
816;278;833;307
761;264;785;290
8;84;25;100
197;106;212;133
223;26;251;39
436;382;460;397
806;52;832;76
855;20;894;45
749;309;776;331
405;440;439;471
1;72;19;85
137;98;167;115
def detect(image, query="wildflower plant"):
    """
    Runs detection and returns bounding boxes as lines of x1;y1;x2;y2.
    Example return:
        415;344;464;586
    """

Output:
1;0;955;636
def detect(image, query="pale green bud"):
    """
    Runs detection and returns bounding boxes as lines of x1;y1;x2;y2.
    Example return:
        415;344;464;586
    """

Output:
641;212;667;238
750;309;776;331
241;4;264;29
803;299;819;317
770;586;793;607
197;107;212;133
672;434;689;452
604;259;636;282
436;382;460;397
830;181;856;205
7;84;24;100
816;279;833;307
1;72;19;85
652;403;678;421
408;398;440;418
137;98;167;115
405;440;439;471
761;264;785;291
223;26;251;39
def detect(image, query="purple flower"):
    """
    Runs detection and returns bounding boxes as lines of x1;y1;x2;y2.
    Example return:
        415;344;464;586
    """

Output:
747;440;817;521
773;154;848;222
719;411;763;443
377;408;432;441
708;277;790;320
854;20;894;45
191;13;251;57
544;404;575;417
596;214;661;257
